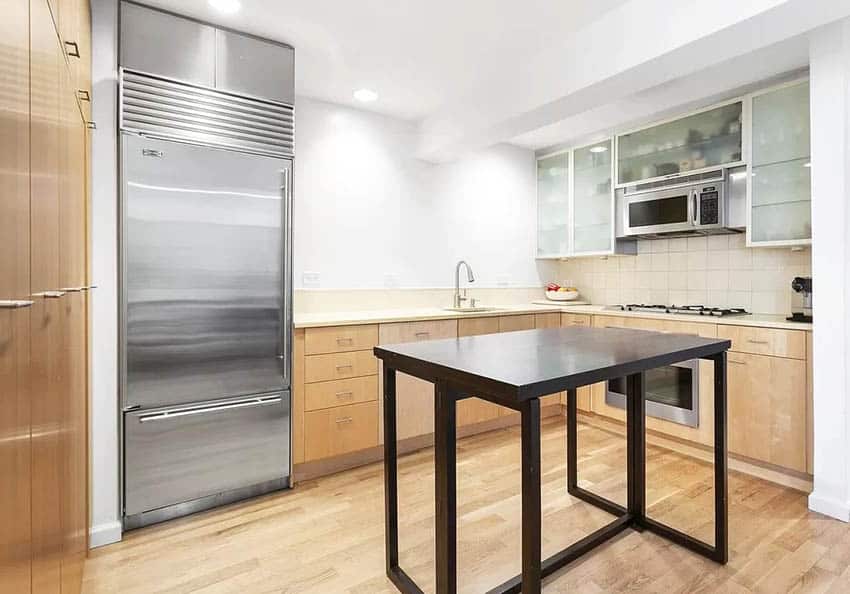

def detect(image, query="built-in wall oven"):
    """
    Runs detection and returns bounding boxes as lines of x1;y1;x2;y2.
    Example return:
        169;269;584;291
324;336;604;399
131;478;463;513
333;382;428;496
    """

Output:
605;359;699;427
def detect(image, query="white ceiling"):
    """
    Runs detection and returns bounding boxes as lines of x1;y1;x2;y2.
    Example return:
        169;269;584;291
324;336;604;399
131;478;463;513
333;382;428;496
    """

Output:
136;0;630;121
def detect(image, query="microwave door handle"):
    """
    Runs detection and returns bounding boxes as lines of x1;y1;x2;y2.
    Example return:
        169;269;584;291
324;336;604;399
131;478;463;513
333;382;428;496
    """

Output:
692;190;699;226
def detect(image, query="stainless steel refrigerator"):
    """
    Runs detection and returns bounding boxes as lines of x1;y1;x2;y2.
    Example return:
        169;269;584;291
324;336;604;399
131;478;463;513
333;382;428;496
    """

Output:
119;66;294;528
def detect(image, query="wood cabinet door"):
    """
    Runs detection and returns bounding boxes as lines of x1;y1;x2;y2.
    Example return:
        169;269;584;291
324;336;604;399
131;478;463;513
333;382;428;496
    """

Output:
534;313;563;407
0;310;32;594
727;352;806;472
60;72;87;290
378;320;457;442
456;317;502;426
0;0;31;301
60;292;87;593
560;315;593;411
31;0;62;295
30;298;63;594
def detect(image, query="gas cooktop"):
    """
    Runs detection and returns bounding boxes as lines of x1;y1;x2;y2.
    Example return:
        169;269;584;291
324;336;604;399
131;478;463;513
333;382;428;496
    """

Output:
608;304;751;317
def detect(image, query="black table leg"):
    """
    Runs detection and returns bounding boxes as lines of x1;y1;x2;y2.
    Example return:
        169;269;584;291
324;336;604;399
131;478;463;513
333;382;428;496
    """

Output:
384;366;399;575
627;373;646;527
714;352;728;563
434;381;458;594
566;388;578;494
521;398;542;594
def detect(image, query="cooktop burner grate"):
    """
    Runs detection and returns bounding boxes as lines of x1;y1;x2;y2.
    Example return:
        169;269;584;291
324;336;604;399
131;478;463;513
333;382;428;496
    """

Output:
615;304;751;317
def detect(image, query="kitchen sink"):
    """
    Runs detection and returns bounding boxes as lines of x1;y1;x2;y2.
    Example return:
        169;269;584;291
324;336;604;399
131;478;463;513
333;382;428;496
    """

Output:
443;306;503;313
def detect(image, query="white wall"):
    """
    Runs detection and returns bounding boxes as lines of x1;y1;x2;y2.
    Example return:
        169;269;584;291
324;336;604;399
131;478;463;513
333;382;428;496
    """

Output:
295;97;553;289
808;18;850;522
89;0;122;546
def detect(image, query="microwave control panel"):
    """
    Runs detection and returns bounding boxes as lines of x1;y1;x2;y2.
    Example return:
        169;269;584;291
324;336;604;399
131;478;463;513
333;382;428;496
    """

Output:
699;186;720;225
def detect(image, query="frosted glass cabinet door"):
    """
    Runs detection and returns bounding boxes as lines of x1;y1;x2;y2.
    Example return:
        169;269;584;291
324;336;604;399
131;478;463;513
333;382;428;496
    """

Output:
572;140;613;254
537;152;569;256
617;102;743;184
750;81;811;244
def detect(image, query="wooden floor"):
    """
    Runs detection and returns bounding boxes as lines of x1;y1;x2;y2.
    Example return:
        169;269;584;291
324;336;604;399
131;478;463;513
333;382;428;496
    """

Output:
83;415;850;593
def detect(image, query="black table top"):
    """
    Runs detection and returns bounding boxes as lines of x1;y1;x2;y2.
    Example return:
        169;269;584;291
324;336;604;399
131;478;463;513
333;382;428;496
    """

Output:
374;326;730;401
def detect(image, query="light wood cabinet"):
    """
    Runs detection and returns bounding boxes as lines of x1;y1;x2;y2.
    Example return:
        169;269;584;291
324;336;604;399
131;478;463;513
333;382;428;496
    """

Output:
456;317;502;427
534;313;564;408
716;325;806;359
378;319;458;442
305;376;378;412
727;352;806;472
305;324;378;355
0;311;31;594
3;3;91;594
304;350;378;384
304;402;379;462
560;314;593;411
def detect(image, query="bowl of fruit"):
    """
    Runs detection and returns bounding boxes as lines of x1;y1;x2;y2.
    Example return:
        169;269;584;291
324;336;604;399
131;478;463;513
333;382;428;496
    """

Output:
545;283;580;301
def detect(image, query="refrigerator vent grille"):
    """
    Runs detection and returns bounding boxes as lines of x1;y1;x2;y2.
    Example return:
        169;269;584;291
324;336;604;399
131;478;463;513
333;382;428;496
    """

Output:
120;69;294;157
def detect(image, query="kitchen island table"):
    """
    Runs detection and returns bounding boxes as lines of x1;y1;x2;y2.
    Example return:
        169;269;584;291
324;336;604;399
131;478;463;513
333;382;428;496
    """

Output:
374;326;731;594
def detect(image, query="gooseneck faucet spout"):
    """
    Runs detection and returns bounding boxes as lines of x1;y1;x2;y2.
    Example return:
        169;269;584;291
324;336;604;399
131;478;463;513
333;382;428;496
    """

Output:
453;260;475;308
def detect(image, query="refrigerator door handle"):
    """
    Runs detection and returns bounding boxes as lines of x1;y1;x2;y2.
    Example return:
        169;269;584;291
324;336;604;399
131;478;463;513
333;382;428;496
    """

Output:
280;165;292;381
137;396;282;423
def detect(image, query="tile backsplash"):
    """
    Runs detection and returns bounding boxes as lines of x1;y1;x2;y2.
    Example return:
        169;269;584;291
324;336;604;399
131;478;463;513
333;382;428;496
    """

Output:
558;234;811;315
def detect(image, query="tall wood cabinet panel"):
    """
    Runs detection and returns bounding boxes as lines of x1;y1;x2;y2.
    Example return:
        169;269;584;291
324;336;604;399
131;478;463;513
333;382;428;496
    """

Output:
0;311;32;594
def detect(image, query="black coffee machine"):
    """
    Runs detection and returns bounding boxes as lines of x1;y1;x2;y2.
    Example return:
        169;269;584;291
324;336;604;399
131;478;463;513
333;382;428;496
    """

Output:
787;276;812;323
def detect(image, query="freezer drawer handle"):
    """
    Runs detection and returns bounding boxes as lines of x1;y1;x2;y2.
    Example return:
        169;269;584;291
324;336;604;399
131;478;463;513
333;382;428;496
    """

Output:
137;396;282;423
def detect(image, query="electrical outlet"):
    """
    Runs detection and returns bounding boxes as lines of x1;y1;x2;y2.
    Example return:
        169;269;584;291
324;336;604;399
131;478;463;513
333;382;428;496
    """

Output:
384;273;400;288
302;271;321;288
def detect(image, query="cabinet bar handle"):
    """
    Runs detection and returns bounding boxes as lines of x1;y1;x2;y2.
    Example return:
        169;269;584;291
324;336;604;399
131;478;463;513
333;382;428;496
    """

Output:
77;90;91;101
415;331;430;338
335;391;354;399
0;300;34;309
729;359;747;365
746;339;769;345
59;287;85;292
64;41;80;58
336;337;354;345
335;417;353;424
32;291;66;298
335;364;353;371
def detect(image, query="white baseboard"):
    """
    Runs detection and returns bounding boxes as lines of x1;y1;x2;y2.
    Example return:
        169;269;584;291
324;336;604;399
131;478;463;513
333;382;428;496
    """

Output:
808;492;850;522
89;520;123;548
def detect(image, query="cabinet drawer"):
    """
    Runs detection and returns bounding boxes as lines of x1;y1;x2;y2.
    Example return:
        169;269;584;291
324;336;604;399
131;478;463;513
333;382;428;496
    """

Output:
562;313;591;327
500;314;535;333
305;324;378;355
305;350;377;384
304;401;378;461
718;325;806;359
305;376;377;411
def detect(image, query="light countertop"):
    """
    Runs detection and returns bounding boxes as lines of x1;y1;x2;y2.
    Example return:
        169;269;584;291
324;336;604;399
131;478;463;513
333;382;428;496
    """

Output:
294;302;812;331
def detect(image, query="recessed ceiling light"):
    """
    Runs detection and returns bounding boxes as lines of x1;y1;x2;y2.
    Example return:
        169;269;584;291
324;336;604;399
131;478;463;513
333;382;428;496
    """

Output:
354;88;379;103
589;146;608;153
209;0;241;14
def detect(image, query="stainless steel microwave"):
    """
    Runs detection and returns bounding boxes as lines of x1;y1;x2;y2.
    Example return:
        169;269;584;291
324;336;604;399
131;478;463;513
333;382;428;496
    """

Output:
616;169;746;238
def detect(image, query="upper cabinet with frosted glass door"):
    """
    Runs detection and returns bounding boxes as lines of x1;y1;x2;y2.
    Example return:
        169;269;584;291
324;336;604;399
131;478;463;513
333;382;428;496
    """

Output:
748;80;811;246
616;101;744;186
572;139;614;255
537;151;570;257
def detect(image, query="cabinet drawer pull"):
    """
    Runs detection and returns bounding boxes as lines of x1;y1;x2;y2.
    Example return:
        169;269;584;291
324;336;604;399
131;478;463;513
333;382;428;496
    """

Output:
335;391;354;400
336;337;354;345
335;364;353;372
414;331;430;338
64;40;80;58
32;291;66;298
570;321;585;326
0;300;34;309
77;90;91;102
746;339;769;345
729;359;747;365
335;417;353;425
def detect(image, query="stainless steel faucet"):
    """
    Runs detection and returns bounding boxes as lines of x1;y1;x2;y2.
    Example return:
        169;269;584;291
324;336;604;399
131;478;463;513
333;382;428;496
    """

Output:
453;260;475;308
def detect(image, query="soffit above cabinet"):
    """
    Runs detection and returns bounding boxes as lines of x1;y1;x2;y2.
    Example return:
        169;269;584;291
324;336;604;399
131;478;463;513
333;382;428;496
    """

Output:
119;1;294;107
